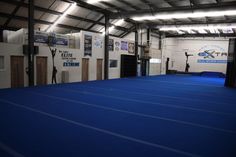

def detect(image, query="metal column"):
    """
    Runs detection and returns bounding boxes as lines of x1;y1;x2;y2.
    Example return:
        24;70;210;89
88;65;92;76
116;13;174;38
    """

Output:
104;14;109;80
28;0;35;86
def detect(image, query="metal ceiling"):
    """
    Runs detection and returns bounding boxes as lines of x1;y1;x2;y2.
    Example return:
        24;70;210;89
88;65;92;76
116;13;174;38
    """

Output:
0;0;236;37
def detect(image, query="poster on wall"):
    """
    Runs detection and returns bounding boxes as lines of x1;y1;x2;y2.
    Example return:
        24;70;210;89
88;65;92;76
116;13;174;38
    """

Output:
121;41;128;51
197;45;227;64
94;36;103;48
109;60;118;68
128;42;135;54
109;39;114;51
115;41;120;51
34;31;48;44
84;34;92;56
55;34;69;46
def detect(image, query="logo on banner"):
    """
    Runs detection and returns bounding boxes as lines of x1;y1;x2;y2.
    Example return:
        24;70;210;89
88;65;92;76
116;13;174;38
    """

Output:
197;45;227;64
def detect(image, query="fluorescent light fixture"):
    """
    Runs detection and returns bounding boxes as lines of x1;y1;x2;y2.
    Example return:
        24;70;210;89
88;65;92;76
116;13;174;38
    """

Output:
100;19;124;35
177;30;185;34
150;58;162;64
47;2;77;32
132;10;236;21
198;29;208;34
87;0;110;4
159;24;236;34
222;28;234;34
114;19;124;26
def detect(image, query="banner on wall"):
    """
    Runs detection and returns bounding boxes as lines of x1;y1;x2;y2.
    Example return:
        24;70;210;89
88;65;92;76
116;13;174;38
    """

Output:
94;36;103;48
115;41;120;51
34;32;69;46
128;42;135;54
34;31;48;44
197;45;227;64
84;34;92;56
109;39;114;51
121;41;128;51
55;34;69;46
59;50;80;67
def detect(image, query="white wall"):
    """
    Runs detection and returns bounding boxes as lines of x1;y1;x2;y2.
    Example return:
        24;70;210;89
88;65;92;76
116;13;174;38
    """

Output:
162;38;229;74
0;30;136;89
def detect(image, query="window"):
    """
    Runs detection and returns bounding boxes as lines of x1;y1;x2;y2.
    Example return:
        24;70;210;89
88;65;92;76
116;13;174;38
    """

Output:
0;56;4;70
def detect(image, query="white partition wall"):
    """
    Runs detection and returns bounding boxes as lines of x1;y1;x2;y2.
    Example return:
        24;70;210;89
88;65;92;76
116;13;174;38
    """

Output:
161;38;229;74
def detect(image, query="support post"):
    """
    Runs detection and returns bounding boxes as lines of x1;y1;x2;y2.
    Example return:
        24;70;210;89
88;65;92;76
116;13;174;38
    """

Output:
28;0;34;86
147;28;150;46
135;30;139;76
104;14;109;80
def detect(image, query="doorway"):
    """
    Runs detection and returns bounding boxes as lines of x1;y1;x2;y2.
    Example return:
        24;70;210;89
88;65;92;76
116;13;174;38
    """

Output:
97;59;103;80
11;56;24;88
82;58;89;81
36;56;48;86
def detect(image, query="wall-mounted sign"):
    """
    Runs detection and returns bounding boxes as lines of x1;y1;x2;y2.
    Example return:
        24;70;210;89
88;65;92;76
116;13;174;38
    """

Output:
59;50;80;67
55;34;69;46
128;42;135;54
197;45;227;64
121;41;128;51
84;34;92;56
34;31;48;44
34;32;69;46
109;39;114;51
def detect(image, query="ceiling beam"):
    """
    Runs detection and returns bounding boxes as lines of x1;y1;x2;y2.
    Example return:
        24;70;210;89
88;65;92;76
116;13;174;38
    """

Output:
164;0;176;7
117;0;141;10
63;0;110;14
120;25;136;38
0;25;20;31
215;0;221;4
0;12;101;33
189;0;197;6
4;0;25;27
87;15;104;30
140;0;159;10
1;0;131;32
100;1;126;11
110;1;236;19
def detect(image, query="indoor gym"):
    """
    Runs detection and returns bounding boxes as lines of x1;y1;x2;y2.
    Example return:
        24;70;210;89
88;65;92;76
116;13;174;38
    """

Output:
0;0;236;157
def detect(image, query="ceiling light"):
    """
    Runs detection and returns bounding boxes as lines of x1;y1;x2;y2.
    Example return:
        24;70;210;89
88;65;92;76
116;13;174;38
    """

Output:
222;28;234;34
100;19;124;35
132;10;236;21
87;0;110;4
159;24;236;34
46;2;77;32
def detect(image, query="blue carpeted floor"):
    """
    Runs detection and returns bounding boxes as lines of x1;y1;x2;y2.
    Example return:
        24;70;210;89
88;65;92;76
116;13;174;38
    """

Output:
0;75;236;157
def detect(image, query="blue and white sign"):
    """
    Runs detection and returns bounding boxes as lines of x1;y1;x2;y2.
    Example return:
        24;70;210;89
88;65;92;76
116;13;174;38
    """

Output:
55;34;69;46
34;31;48;44
197;45;227;64
59;50;80;67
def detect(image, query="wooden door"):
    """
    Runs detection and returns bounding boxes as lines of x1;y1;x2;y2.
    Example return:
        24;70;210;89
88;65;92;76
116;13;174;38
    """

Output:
11;56;24;88
82;58;89;81
97;59;103;80
36;56;47;86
